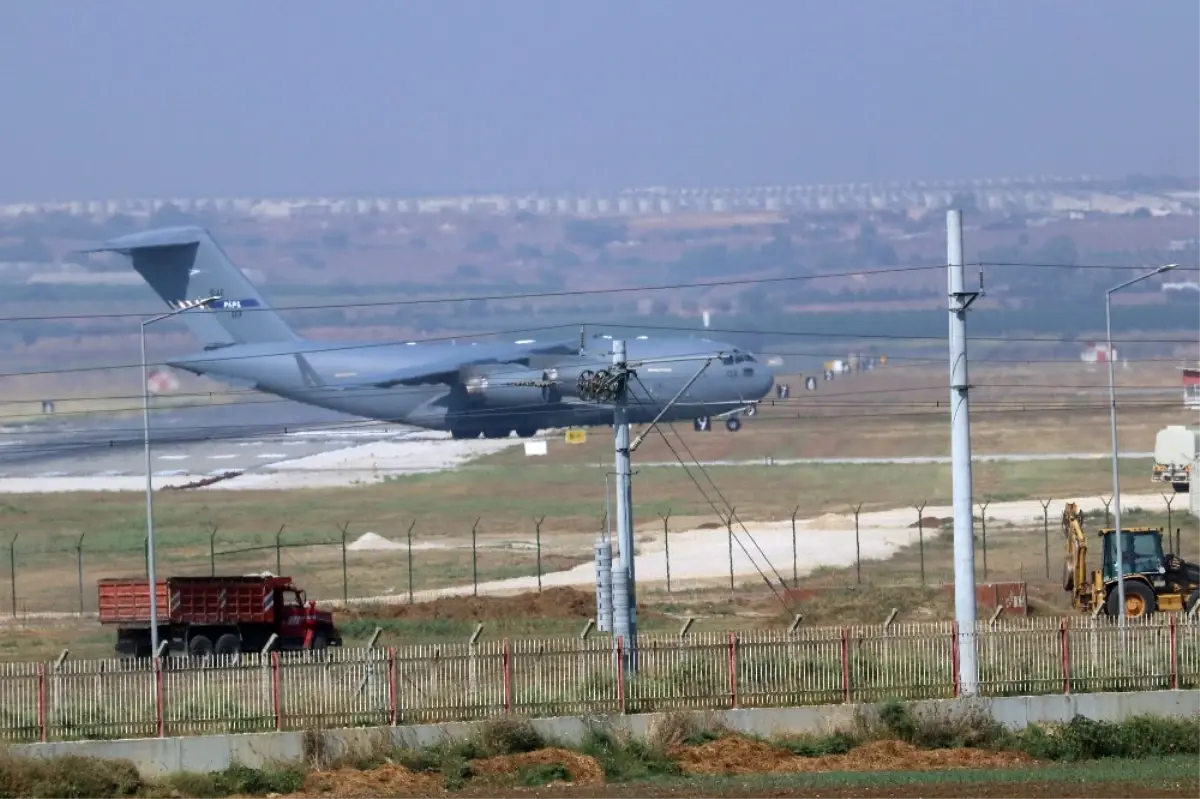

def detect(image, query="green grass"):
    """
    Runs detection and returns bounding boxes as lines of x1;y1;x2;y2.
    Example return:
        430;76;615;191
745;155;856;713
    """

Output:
618;755;1199;792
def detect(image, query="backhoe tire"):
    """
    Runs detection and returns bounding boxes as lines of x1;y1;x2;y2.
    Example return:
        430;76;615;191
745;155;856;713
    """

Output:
1106;580;1157;618
1186;589;1200;616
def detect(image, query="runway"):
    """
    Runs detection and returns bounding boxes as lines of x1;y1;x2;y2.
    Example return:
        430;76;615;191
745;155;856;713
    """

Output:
0;402;414;481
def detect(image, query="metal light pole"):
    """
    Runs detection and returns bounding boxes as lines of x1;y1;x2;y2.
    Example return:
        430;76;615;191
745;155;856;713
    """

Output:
142;296;220;657
1106;264;1177;624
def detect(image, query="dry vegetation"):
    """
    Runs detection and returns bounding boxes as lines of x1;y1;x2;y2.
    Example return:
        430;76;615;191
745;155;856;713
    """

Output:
0;361;1192;658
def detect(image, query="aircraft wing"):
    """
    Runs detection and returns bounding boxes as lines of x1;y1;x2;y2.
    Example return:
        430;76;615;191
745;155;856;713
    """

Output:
303;339;579;390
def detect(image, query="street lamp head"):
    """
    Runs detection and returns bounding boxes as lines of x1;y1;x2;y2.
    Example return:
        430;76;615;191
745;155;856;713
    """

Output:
1156;263;1179;274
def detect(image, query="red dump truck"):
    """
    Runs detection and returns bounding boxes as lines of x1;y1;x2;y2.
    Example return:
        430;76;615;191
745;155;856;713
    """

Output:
97;575;342;658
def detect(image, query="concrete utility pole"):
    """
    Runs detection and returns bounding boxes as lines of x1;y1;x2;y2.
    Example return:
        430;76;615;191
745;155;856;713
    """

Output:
947;210;979;696
611;339;638;670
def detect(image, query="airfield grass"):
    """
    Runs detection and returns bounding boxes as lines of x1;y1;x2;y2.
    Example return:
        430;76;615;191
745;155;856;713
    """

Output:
0;455;1164;622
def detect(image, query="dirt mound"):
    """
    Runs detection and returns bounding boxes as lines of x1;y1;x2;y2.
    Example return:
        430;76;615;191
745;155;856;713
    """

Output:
672;736;1034;775
348;587;666;623
470;747;605;786
297;763;441;797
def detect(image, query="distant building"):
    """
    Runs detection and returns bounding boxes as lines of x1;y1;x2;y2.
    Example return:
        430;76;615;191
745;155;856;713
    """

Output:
1183;366;1200;410
1080;342;1118;363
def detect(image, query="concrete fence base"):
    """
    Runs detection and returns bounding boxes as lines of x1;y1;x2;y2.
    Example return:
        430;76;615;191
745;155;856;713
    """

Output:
9;690;1199;778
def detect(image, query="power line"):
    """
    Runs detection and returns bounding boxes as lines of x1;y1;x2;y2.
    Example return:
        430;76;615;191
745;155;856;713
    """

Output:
0;265;942;323
2;259;1196;324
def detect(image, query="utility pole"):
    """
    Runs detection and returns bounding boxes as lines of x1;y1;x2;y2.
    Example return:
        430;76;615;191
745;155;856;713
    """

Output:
947;209;979;696
611;339;638;671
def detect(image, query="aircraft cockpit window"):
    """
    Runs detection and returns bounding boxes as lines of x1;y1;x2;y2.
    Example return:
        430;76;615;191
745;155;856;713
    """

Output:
721;356;735;366
743;354;757;363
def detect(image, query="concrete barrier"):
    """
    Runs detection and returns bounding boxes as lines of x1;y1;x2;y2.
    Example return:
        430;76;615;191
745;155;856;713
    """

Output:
10;689;1199;777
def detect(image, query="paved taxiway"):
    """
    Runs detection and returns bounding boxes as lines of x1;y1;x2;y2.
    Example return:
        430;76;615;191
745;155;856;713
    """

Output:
0;402;414;479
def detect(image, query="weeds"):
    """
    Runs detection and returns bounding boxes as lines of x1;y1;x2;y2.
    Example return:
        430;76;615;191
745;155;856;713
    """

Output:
154;764;303;798
578;727;681;781
866;698;1004;749
516;762;572;786
645;710;728;749
777;730;861;757
0;753;142;798
1014;714;1200;761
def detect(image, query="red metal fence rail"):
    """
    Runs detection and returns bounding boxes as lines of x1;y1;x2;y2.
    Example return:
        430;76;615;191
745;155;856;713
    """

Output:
0;615;1195;743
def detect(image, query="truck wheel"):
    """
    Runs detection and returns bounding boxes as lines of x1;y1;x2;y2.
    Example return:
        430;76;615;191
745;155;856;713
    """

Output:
215;633;241;657
188;634;214;659
311;633;329;651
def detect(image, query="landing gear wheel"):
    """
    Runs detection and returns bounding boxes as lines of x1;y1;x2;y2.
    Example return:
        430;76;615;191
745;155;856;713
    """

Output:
515;426;538;439
188;634;214;659
1106;580;1156;618
483;428;511;439
451;428;481;440
214;633;241;657
725;416;742;432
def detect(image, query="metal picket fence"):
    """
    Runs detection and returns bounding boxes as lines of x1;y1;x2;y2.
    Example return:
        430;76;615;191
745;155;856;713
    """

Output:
1;615;1195;743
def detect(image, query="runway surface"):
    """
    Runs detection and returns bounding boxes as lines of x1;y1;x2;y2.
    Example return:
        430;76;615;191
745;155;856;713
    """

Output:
0;402;413;479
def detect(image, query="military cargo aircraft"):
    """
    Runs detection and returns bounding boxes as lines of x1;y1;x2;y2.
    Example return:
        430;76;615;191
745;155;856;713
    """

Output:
86;227;775;438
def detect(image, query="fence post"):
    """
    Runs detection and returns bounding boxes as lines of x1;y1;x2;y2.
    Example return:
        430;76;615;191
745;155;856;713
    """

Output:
851;503;863;585
1101;496;1112;528
471;518;480;597
727;631;738;709
534;516;545;592
37;662;46;742
951;621;961;698
978;500;990;581
9;532;17;617
840;627;850;703
1161;494;1175;552
154;655;164;737
272;651;282;731
406;520;415;604
726;508;736;594
209;524;218;576
913;503;927;586
616;636;626;714
790;506;799;588
76;533;85;617
1059;617;1070;695
275;525;285;576
387;647;397;725
654;510;671;593
502;638;513;713
339;522;349;603
1039;499;1052;579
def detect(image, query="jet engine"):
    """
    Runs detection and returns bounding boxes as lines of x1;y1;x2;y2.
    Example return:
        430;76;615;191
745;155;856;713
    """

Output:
460;366;561;407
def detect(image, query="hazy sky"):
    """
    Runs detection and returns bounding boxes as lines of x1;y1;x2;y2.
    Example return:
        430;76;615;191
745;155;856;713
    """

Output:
1;1;1197;202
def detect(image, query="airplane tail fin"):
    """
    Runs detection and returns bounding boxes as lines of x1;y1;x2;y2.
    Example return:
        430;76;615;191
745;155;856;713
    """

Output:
83;226;300;347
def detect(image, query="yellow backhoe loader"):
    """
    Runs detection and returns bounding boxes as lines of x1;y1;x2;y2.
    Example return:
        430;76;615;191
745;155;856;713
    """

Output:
1062;502;1199;617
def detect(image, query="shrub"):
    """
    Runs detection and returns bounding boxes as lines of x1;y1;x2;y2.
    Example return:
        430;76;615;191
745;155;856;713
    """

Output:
1014;714;1200;761
779;730;860;757
474;716;544;756
156;764;303;798
645;711;728;749
578;728;681;782
516;762;572;786
0;753;142;799
866;698;1005;750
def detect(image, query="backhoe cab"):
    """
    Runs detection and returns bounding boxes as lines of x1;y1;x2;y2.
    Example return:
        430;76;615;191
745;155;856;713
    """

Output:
1062;502;1200;618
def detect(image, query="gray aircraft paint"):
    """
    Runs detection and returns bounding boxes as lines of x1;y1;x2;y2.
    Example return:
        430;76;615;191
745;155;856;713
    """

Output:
86;227;775;438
